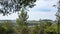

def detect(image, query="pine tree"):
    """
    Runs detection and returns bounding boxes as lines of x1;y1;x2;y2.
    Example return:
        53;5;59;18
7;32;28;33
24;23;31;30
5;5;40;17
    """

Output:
16;9;29;26
15;9;30;34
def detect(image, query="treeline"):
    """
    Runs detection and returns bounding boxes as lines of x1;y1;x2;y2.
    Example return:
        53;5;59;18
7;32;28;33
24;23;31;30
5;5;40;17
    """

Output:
0;9;59;34
0;19;59;34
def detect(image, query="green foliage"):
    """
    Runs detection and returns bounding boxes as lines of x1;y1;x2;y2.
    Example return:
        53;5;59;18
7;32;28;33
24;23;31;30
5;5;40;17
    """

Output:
0;21;15;34
0;25;5;34
45;23;58;34
15;9;29;34
16;9;28;26
20;26;30;34
0;0;36;15
31;25;41;34
2;21;15;33
0;19;59;34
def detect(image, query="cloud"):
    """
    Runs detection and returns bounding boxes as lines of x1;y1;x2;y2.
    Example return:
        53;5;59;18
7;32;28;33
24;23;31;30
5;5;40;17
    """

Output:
28;8;57;20
34;7;53;12
28;0;58;20
39;8;52;12
29;0;58;12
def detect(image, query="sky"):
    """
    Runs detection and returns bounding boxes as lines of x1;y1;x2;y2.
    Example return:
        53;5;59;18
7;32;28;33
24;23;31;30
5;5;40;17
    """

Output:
0;0;58;20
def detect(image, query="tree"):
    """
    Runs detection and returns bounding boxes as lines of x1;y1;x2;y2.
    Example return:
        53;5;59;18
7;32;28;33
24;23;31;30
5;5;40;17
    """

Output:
16;9;29;26
0;0;36;15
56;0;60;34
15;9;29;34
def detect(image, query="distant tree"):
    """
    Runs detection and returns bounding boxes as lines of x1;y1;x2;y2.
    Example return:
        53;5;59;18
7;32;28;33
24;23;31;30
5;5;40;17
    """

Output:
0;0;36;15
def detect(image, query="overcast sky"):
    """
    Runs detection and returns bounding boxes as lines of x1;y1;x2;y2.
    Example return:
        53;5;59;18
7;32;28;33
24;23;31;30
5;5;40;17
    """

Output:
0;0;58;20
